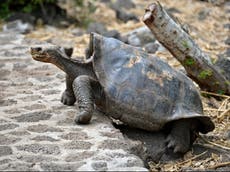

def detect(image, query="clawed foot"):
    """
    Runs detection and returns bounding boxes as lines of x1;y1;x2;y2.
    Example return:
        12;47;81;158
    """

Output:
75;111;92;124
61;90;76;105
166;133;190;154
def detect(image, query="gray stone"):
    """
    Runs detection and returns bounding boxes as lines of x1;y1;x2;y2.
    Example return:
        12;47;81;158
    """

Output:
113;0;135;9
0;123;19;131
3;20;34;34
0;134;21;145
0;99;17;106
65;141;92;150
91;161;108;171
16;144;60;155
8;130;31;136
60;132;90;140
6;162;36;171
0;159;10;165
144;42;159;54
225;37;230;45
31;135;59;142
124;26;155;47
65;151;96;162
87;22;107;34
98;139;131;150
27;124;63;133
23;104;46;110
40;162;85;171
20;154;59;163
13;111;52;122
0;146;13;157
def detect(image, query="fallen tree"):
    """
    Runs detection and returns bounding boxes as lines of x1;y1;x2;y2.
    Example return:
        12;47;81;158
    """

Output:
143;2;230;95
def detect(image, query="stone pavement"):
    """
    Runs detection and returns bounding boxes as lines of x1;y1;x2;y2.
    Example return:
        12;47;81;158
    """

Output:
0;31;148;171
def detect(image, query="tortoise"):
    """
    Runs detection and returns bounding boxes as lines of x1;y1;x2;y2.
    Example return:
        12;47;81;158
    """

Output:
30;32;215;153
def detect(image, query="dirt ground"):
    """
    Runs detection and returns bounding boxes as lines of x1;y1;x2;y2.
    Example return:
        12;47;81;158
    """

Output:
3;0;230;171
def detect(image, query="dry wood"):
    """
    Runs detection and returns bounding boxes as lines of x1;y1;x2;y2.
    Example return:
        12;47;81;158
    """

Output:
143;2;230;95
198;135;230;151
208;161;230;169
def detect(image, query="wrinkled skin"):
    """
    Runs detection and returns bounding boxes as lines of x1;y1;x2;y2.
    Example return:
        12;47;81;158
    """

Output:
30;33;214;154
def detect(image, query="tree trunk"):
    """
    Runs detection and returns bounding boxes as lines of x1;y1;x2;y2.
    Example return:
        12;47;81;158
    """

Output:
143;2;230;95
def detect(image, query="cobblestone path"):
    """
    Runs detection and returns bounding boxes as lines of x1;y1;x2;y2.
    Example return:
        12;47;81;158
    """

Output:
0;31;147;171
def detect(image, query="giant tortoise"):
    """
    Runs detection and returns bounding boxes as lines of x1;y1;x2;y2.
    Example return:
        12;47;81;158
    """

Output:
30;33;215;153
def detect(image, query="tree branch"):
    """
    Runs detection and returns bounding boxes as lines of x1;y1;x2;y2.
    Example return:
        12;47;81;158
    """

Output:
143;2;230;95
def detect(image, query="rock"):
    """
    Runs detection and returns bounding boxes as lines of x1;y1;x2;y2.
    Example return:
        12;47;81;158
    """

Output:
16;144;60;155
40;162;85;171
71;28;85;36
123;26;155;47
0;123;19;131
225;37;230;45
0;146;13;157
64;141;93;150
91;161;108;171
103;30;121;40
113;0;136;9
65;151;96;162
114;8;139;22
215;56;230;81
27;124;63;133
87;22;107;35
2;20;34;34
223;23;230;30
12;111;52;122
198;9;211;20
144;42;159;54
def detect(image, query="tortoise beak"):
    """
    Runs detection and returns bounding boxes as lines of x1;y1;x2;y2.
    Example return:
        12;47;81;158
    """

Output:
30;47;42;54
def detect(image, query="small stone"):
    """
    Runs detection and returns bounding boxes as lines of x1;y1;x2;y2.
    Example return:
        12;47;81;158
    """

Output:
0;146;13;157
144;42;159;54
0;134;21;145
40;162;85;171
113;0;136;9
65;151;95;162
8;130;30;136
0;159;10;165
98;139;131;150
91;161;108;171
12;111;52;122
20;155;59;163
3;20;34;34
31;136;59;142
198;9;210;20
60;132;89;140
16;144;60;155
0;123;19;131
225;37;230;45
65;141;92;150
87;22;107;34
27;124;63;133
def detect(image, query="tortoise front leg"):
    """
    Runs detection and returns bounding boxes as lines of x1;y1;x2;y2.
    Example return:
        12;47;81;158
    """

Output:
72;75;98;124
61;75;76;105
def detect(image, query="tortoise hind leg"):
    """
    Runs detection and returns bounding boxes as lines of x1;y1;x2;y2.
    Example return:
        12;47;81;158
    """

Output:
72;75;98;124
61;75;76;105
166;119;199;153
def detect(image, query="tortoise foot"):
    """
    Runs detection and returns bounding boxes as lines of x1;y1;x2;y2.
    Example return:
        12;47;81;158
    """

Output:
75;112;92;124
61;90;76;105
166;133;190;153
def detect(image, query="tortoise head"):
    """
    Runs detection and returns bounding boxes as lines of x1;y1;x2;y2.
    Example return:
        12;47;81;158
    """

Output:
30;46;73;63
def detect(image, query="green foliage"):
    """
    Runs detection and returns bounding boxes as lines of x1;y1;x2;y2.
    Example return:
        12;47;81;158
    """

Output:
198;69;213;79
184;57;195;66
0;0;56;19
181;40;189;49
74;0;97;27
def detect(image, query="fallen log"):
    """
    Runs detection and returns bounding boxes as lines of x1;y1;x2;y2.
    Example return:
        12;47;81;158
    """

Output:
143;2;230;95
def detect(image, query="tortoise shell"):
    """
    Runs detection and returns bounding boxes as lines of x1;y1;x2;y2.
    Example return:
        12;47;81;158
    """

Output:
91;33;214;133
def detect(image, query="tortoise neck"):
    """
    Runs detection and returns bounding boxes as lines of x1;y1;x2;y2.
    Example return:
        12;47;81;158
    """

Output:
53;55;96;79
